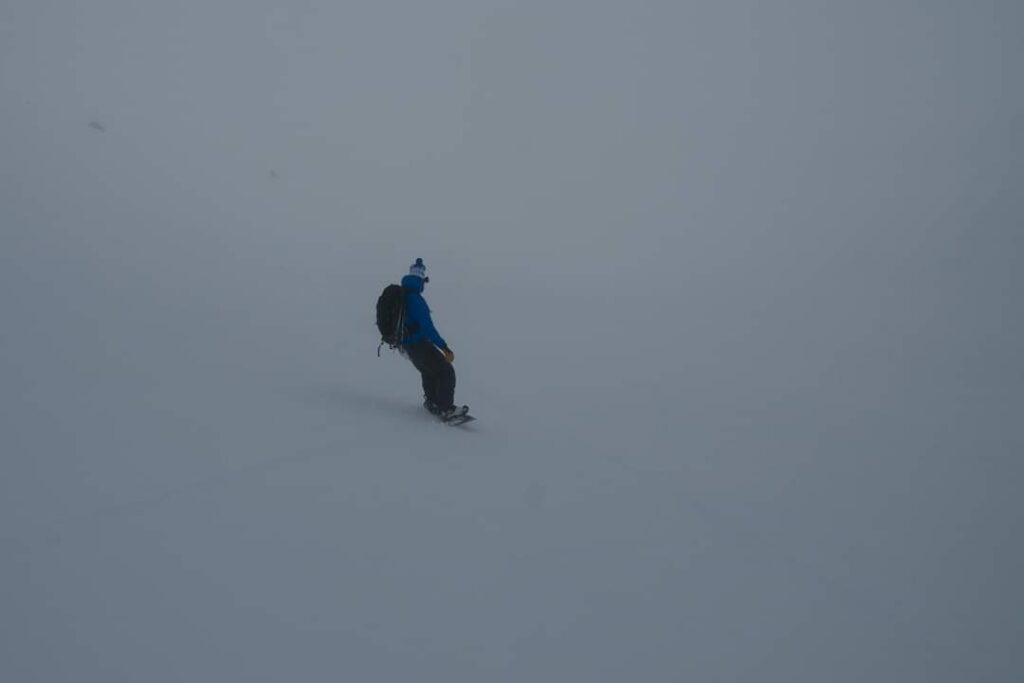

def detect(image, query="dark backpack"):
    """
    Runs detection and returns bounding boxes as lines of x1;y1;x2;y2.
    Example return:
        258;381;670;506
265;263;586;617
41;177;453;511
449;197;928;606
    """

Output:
376;284;405;354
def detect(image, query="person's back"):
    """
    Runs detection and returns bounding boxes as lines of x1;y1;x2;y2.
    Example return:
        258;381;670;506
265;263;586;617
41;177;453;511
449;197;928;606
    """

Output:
400;270;446;351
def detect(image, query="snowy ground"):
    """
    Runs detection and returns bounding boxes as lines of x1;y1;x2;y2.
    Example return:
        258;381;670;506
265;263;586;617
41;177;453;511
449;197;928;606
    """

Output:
2;1;1023;681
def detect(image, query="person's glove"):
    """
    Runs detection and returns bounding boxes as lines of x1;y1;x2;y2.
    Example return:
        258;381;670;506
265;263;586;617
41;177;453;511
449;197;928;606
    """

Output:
442;347;455;364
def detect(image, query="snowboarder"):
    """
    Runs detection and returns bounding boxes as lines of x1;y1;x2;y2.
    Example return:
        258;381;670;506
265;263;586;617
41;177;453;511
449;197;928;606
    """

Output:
399;258;468;422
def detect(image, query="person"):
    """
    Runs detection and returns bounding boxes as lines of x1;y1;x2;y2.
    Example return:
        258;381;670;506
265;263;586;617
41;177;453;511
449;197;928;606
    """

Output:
399;258;467;420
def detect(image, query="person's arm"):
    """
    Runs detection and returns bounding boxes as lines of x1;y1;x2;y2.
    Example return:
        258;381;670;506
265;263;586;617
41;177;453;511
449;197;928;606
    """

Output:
421;309;447;350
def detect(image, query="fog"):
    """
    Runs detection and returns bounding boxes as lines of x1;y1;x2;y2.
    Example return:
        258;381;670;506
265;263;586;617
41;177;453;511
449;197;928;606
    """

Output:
2;1;1022;681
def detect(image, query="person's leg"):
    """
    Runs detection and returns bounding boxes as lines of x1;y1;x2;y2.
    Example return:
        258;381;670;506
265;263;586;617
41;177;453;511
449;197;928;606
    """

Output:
420;371;437;406
405;341;451;408
434;355;455;410
406;341;455;410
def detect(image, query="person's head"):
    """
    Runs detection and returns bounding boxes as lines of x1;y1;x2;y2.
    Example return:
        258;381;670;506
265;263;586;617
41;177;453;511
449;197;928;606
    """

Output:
401;258;429;291
408;257;429;282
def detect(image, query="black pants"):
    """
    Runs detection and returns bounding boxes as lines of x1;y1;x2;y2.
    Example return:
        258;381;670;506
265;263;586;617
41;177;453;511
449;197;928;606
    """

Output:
403;340;455;410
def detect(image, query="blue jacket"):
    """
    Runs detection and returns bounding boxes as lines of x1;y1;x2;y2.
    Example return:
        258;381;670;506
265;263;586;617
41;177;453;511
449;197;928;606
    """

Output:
401;275;447;349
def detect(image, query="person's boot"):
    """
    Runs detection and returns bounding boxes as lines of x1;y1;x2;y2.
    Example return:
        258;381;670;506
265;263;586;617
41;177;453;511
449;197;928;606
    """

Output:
439;405;469;422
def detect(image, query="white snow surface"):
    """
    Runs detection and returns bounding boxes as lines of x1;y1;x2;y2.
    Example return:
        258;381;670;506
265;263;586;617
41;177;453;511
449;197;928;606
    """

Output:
2;1;1022;681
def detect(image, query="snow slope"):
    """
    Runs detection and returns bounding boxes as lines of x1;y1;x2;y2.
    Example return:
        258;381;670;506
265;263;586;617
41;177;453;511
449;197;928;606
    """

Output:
2;1;1022;681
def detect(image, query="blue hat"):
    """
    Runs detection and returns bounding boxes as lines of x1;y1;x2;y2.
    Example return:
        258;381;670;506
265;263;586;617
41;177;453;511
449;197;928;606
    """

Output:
408;258;428;282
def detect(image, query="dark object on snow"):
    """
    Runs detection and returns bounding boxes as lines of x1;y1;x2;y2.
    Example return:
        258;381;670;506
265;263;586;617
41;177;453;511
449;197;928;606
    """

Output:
89;121;105;132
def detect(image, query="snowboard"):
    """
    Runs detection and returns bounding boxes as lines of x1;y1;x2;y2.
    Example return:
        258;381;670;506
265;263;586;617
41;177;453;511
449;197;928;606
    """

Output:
426;403;475;426
443;413;475;427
